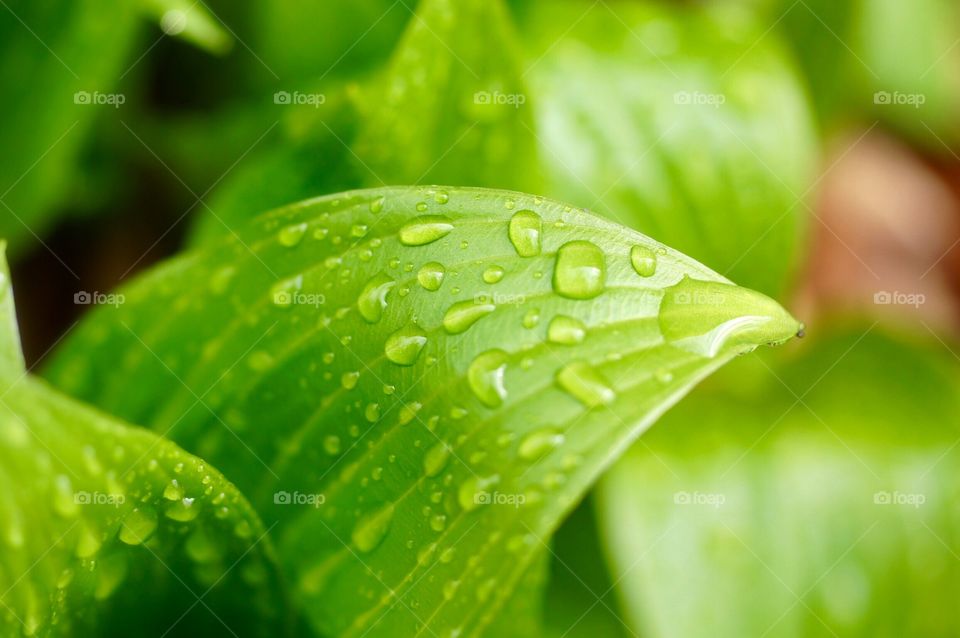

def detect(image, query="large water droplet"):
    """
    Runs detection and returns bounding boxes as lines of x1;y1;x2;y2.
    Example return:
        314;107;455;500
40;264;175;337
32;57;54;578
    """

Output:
443;300;495;334
385;324;428;366
118;507;158;545
418;262;446;291
278;222;308;247
399;216;454;246
482;265;505;284
630;245;657;277
518;428;565;460
352;503;395;552
547;315;586;345
556;361;615;407
357;273;396;323
658;277;801;357
553;241;605;299
508;210;542;257
467;349;509;408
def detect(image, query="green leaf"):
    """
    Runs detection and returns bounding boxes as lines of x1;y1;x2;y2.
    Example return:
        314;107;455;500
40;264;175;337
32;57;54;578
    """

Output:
352;0;537;190
522;0;818;298
0;0;140;252
0;252;288;636
597;327;960;637
46;186;801;637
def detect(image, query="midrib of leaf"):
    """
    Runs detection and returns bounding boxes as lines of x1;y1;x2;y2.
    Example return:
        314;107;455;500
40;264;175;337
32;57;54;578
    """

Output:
46;186;801;637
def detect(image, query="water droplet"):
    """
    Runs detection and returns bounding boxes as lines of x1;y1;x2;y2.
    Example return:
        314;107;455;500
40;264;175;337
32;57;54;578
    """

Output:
430;514;447;532
53;475;78;518
443;579;460;600
398;402;422;425
658;277;801;357
278;222;308;247
553;240;605;299
323;435;341;455
458;475;500;512
547;315;586;345
351;224;369;238
630;245;657;277
482;265;505;284
435;191;450;205
341;371;360;390
418;262;446;291
399;215;454;246
518;428;565;460
370;196;385;213
75;523;102;557
467;349;509;408
247;350;274;372
118;507;158;545
508;210;542;257
385;324;428;366
270;275;303;308
165;498;198;522
522;308;540;329
352;504;395;552
443;300;495;334
162;480;184;501
423;443;451;477
365;403;381;422
556;361;615;407
358;273;396;323
655;368;674;383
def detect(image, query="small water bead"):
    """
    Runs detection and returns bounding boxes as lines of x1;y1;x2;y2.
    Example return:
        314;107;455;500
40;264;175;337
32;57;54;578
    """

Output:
423;443;451;477
418;262;446;291
324;435;342;455
384;324;428;366
165;498;198;522
270;275;303;308
556;361;615;407
163;480;184;501
458;475;500;512
324;256;342;270
118;507;158;545
398;402;422;425
443;580;460;600
247;350;274;372
351;224;369;238
364;403;381;422
53;475;79;518
439;547;456;563
430;514;447;532
434;191;450;204
553;240;605;300
399;215;453;246
352;503;395;553
75;523;102;557
482;265;505;284
467;349;509;408
450;407;468;420
547;315;586;345
341;371;360;390
518;428;565;460
655;368;674;383
313;227;329;240
369;196;385;214
416;202;428;212
630;245;658;277
522;309;540;329
278;222;308;247
443;300;495;334
508;210;542;257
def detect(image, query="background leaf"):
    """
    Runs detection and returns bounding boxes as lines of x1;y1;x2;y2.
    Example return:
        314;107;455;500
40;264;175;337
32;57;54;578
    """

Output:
45;186;801;637
597;326;960;637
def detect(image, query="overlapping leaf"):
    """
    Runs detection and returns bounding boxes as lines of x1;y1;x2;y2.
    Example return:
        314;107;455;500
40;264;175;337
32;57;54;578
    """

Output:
598;327;960;637
0;251;288;637
46;186;801;637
